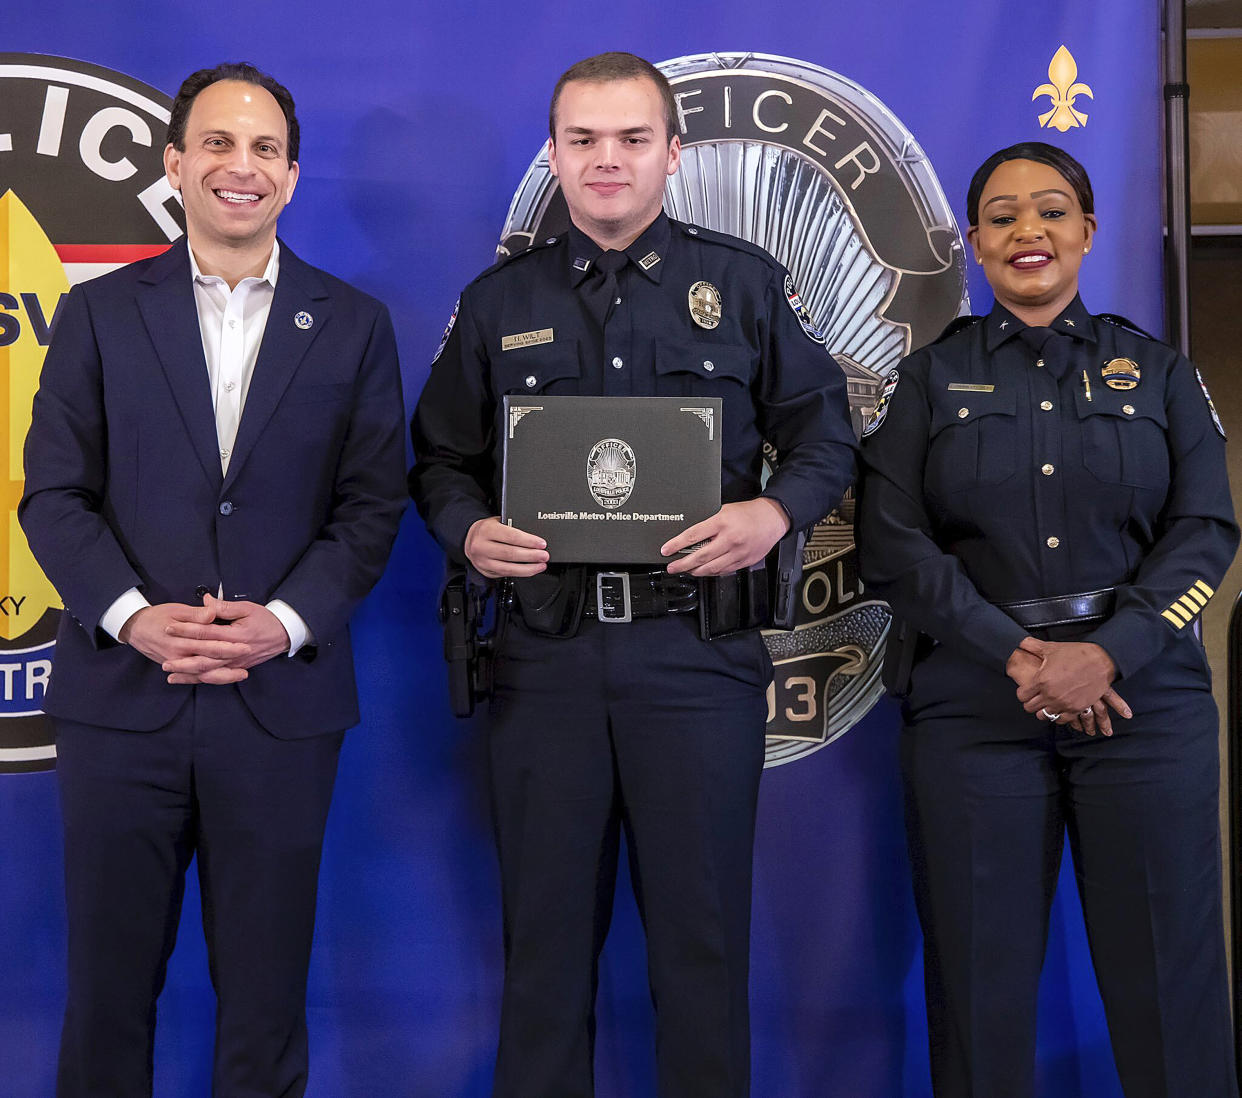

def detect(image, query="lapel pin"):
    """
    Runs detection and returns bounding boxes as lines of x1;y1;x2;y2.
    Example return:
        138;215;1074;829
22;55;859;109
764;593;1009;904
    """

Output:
294;310;313;330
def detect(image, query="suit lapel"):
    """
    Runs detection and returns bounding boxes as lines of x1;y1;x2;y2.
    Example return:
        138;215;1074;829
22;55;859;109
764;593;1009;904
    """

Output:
136;242;223;490
223;243;331;491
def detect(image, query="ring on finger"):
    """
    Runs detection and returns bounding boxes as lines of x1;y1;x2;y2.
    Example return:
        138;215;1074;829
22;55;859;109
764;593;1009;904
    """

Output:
1081;708;1093;716
1040;708;1061;720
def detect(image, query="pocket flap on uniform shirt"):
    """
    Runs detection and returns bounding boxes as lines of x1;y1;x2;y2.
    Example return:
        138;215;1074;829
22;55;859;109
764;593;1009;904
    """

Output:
929;386;1016;436
1072;386;1167;428
492;339;582;394
654;342;752;385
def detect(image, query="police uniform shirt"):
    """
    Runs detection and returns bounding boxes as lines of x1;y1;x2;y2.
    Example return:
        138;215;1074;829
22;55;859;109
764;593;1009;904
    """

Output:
411;212;857;555
858;294;1238;679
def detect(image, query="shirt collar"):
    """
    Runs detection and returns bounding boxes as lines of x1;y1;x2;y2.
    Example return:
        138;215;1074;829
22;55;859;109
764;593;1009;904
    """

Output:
189;239;281;288
984;293;1096;352
566;213;670;286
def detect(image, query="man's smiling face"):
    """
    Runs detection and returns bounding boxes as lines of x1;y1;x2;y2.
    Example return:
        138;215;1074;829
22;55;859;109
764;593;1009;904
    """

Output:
163;79;298;256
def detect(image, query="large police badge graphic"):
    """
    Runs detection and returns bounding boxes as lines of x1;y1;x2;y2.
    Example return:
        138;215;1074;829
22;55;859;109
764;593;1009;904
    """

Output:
501;53;966;765
586;438;637;509
0;55;182;772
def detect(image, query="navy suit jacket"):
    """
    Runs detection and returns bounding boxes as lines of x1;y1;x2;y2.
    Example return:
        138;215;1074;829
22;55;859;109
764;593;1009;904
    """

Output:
19;240;407;737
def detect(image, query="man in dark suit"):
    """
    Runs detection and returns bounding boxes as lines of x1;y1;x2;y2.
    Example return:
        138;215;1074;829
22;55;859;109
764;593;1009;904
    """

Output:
19;62;406;1098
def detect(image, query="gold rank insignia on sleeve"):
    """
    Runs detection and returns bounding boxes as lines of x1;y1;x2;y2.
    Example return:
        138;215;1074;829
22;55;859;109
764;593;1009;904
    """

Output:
1101;357;1140;390
1161;580;1214;628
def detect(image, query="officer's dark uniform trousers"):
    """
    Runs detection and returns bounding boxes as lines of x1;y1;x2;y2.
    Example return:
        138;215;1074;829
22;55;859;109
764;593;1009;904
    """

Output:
858;300;1239;1098
410;215;856;1098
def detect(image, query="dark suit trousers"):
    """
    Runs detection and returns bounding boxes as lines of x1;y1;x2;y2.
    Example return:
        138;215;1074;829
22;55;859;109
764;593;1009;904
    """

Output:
487;614;770;1098
902;635;1237;1098
54;685;343;1098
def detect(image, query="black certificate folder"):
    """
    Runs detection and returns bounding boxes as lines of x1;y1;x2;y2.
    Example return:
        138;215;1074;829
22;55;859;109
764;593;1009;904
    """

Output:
502;395;723;564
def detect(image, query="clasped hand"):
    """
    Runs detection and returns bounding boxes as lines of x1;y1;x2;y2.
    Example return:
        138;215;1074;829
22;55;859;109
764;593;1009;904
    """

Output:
119;593;291;685
1006;636;1131;737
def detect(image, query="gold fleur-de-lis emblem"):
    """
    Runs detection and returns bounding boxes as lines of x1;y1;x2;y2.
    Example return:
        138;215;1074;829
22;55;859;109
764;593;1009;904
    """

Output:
1033;45;1093;132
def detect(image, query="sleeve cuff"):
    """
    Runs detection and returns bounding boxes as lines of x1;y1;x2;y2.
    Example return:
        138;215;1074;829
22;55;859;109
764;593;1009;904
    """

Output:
1085;611;1167;681
100;587;151;642
267;599;312;657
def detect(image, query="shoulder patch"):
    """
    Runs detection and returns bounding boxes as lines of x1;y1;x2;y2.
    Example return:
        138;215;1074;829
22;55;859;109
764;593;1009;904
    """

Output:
1195;366;1226;438
1097;313;1158;342
784;274;824;343
933;315;982;344
431;297;459;365
862;371;900;438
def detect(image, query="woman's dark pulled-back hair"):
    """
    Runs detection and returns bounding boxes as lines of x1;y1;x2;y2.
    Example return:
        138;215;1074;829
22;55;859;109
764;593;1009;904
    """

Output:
166;62;299;163
966;141;1093;226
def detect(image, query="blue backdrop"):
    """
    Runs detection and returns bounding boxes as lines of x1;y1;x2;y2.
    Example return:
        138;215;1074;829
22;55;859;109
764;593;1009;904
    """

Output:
1;3;1165;1095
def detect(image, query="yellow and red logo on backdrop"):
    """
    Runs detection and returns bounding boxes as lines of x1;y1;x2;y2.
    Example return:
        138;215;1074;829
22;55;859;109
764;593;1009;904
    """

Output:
0;54;182;773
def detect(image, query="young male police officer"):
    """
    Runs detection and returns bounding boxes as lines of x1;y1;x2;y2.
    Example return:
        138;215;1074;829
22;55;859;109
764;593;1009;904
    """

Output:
21;64;406;1097
410;52;855;1098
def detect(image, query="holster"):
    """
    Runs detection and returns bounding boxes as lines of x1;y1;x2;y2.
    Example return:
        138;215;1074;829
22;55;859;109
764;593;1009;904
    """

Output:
438;565;495;717
881;615;928;699
767;526;808;631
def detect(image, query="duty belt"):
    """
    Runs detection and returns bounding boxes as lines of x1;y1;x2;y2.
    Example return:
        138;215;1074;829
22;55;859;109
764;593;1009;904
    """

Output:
582;569;700;623
998;587;1116;630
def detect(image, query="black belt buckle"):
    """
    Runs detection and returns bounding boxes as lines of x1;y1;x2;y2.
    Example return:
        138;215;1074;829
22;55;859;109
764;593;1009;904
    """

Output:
595;572;632;623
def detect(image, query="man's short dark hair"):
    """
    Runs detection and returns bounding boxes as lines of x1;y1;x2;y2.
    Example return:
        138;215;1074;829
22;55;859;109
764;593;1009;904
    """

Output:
549;52;678;143
167;62;300;163
966;141;1094;226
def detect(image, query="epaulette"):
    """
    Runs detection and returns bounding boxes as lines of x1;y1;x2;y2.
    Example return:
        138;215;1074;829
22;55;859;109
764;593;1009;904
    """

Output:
470;234;563;285
673;220;782;267
932;315;983;343
1097;313;1159;342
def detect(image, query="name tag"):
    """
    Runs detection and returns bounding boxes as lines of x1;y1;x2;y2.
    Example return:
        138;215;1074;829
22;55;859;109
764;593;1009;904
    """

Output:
502;328;554;352
946;383;995;392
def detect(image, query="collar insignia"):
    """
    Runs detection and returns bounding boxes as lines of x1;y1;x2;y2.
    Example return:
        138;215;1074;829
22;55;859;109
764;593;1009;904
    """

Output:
639;251;661;270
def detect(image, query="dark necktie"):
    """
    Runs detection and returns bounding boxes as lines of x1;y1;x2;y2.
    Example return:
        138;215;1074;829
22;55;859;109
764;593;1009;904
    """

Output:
1018;324;1071;379
581;249;628;329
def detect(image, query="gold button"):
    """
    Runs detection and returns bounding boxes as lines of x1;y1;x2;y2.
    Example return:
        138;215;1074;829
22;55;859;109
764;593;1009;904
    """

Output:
1046;536;1060;548
1040;400;1053;411
1041;463;1054;475
1035;358;1045;368
1123;404;1135;415
957;407;969;419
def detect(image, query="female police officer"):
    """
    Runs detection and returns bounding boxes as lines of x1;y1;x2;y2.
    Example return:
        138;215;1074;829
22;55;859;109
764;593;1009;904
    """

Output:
858;142;1239;1098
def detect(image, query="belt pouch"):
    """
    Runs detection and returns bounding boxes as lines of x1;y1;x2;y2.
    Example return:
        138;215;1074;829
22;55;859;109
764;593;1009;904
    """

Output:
511;567;586;637
698;568;767;640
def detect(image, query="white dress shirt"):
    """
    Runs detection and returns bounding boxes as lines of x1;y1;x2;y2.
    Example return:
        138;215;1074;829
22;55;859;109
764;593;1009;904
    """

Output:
99;242;311;656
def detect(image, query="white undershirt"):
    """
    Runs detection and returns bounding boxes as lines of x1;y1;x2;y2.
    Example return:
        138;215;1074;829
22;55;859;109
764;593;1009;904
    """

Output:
99;242;310;656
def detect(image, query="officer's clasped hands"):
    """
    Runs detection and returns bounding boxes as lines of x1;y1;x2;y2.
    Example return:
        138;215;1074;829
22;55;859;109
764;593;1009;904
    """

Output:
1008;635;1131;736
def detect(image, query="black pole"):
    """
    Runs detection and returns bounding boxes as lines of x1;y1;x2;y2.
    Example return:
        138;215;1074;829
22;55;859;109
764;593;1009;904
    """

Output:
1163;0;1192;355
1227;592;1242;1081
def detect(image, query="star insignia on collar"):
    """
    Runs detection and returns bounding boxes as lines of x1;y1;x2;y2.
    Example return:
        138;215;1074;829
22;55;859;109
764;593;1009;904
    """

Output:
999;320;1009;329
1063;318;1076;327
